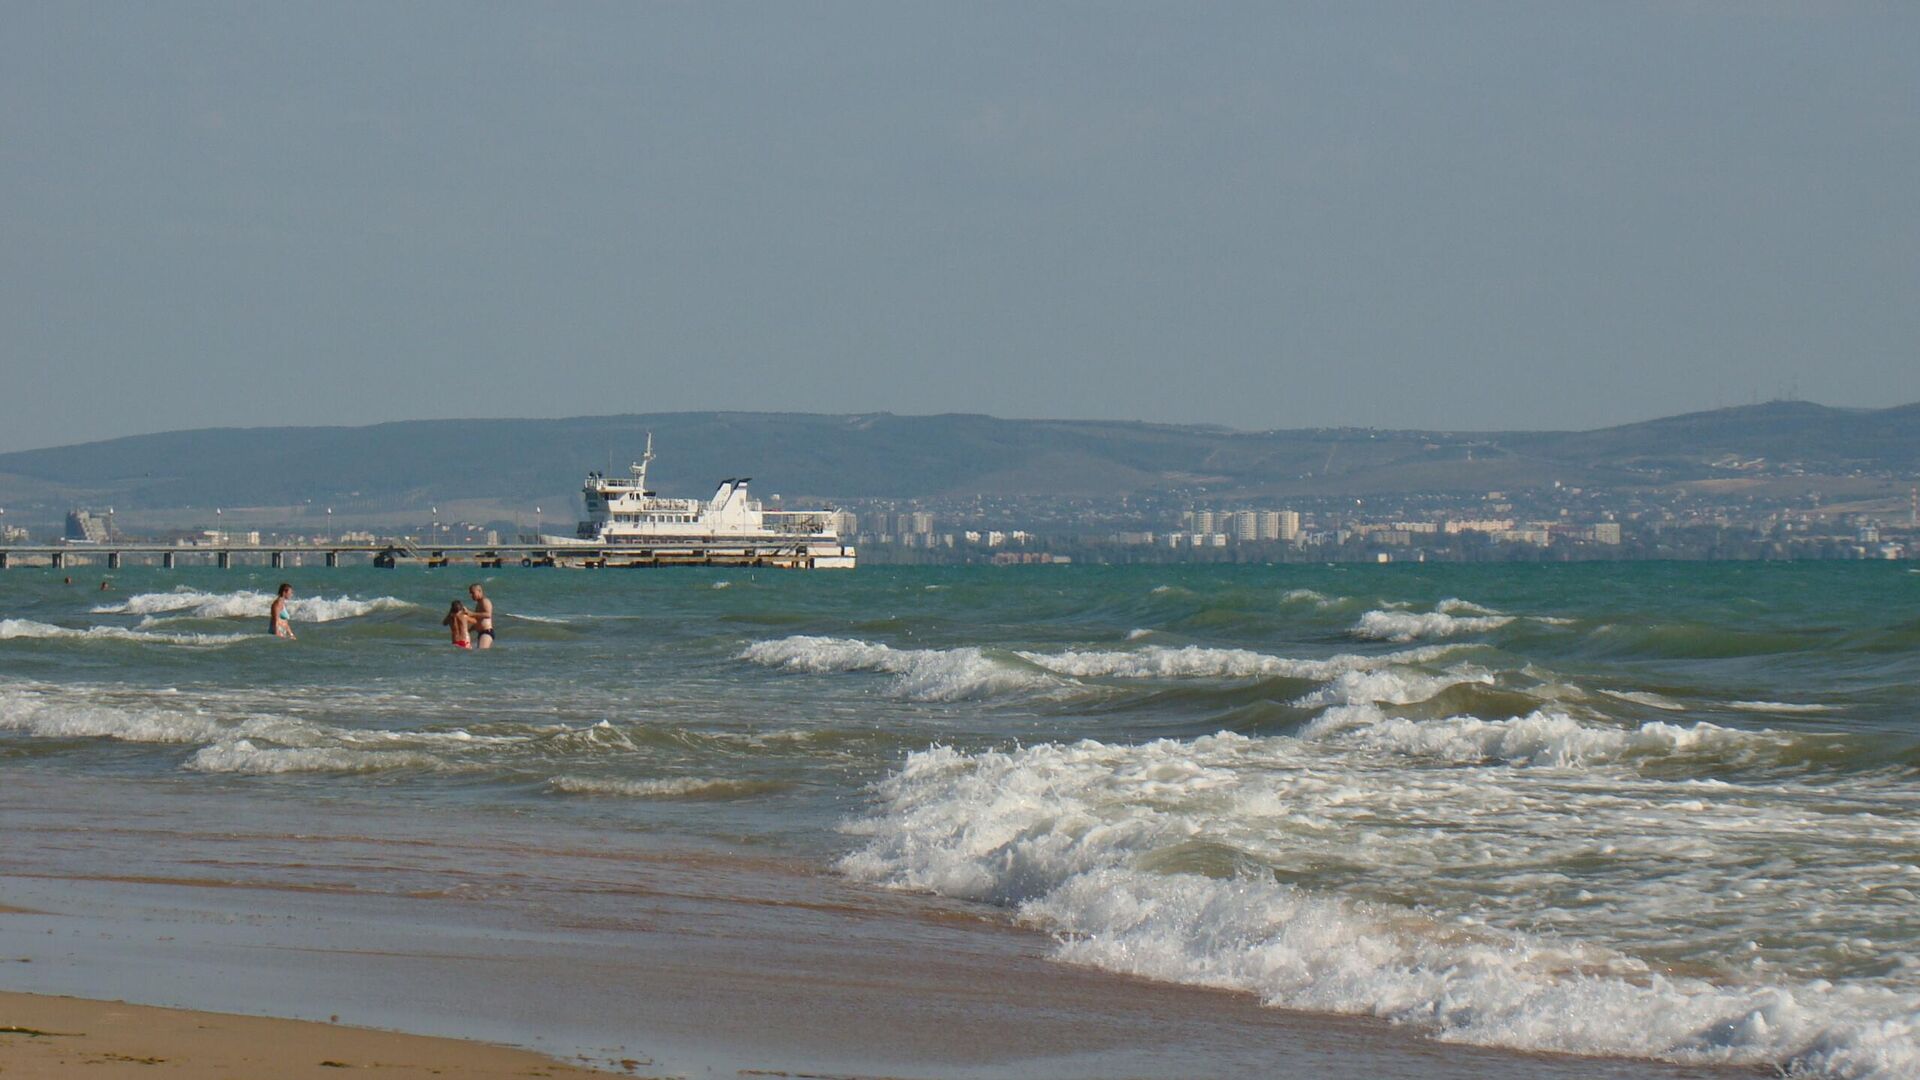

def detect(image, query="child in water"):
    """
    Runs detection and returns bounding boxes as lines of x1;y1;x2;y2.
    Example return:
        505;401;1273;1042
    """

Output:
443;600;475;649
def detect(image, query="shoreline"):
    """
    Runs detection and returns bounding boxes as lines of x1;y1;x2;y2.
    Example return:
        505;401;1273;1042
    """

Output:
0;777;1748;1080
0;991;605;1078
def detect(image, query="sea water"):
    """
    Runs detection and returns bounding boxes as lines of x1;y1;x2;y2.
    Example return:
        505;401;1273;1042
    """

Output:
1;562;1916;1077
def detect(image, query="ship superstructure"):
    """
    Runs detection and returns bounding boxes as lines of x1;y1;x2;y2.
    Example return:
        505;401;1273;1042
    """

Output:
542;436;855;569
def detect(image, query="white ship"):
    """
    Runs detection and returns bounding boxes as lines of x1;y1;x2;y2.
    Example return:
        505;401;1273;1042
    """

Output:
540;436;855;569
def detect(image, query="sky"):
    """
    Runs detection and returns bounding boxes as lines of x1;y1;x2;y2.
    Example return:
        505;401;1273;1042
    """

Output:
1;3;1915;453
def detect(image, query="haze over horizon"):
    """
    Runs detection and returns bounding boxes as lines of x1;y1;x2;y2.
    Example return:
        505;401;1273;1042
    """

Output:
3;4;1916;454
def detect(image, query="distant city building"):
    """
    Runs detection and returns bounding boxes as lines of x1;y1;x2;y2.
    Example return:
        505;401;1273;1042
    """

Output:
65;510;109;543
1593;522;1622;545
1445;518;1517;535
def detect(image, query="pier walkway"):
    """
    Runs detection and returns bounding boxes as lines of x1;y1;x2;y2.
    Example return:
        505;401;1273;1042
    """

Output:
0;541;855;571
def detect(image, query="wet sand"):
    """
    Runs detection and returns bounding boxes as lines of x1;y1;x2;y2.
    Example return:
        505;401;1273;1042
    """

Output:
0;992;602;1078
0;774;1747;1079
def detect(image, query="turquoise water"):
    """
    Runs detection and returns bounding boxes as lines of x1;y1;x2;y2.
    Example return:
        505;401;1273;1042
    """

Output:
3;562;1918;1076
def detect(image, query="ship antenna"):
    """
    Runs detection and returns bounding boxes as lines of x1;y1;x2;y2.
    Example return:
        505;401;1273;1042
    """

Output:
636;431;654;490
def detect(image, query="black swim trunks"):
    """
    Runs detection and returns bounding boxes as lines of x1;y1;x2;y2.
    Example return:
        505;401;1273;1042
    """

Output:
478;626;495;638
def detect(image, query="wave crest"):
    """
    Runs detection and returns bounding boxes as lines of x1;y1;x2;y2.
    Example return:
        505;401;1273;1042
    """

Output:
96;588;416;624
740;636;1056;701
842;736;1918;1076
546;775;787;799
0;618;250;647
1353;608;1515;642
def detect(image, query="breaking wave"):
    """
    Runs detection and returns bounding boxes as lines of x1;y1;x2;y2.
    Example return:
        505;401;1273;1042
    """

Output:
1352;607;1515;642
1012;643;1462;681
96;588;416;624
841;733;1920;1077
740;636;1477;703
1298;703;1782;768
1729;700;1839;714
0;684;225;743
184;739;448;775
0;618;250;647
546;775;787;799
739;636;1057;701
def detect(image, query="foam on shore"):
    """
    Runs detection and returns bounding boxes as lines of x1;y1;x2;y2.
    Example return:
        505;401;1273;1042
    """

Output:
842;731;1920;1078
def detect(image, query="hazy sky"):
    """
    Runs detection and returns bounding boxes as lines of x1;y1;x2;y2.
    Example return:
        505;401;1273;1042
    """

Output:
2;3;1915;452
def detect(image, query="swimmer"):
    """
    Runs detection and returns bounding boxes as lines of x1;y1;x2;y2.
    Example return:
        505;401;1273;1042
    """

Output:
443;600;475;650
468;584;495;649
269;582;296;639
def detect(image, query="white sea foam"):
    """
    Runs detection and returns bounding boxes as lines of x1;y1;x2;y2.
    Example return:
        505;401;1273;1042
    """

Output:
184;739;445;774
742;636;1476;702
546;774;785;799
842;736;1920;1077
1435;597;1502;616
1600;688;1689;711
1279;588;1351;610
0;684;226;743
0;618;250;647
1729;700;1839;714
1299;705;1772;767
1290;666;1493;708
96;588;415;624
1352;608;1515;642
740;636;1057;701
1014;643;1462;681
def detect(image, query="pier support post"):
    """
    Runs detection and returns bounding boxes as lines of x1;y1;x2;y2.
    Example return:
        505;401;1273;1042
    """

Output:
271;551;286;569
216;551;231;570
0;551;8;570
50;551;64;569
107;552;122;570
325;551;339;568
162;552;176;569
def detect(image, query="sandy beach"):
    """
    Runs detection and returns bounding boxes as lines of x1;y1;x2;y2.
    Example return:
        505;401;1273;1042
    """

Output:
0;992;603;1078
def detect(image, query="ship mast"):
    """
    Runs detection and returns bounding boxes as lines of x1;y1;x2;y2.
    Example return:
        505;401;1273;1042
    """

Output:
632;432;655;495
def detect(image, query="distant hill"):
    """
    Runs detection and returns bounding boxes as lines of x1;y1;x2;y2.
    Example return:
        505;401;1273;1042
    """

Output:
0;402;1914;517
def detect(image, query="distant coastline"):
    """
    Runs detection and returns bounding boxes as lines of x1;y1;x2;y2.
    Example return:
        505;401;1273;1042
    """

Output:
0;401;1913;564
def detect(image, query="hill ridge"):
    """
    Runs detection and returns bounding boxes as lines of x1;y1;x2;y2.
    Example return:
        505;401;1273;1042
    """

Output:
0;402;1913;515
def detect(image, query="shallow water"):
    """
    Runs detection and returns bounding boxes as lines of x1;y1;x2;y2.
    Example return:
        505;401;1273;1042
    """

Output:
2;562;1917;1077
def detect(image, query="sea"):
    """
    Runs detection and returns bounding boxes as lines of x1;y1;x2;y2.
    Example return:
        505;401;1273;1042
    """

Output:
2;561;1917;1077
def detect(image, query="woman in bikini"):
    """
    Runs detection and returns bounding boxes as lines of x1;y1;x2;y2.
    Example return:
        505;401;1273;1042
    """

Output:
269;583;296;640
443;600;475;649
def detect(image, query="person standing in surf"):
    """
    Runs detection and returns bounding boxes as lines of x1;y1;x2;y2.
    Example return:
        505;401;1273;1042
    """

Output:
468;583;495;649
269;583;296;640
443;600;475;650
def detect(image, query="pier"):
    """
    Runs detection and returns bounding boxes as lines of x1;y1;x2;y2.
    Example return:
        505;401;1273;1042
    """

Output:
0;540;856;571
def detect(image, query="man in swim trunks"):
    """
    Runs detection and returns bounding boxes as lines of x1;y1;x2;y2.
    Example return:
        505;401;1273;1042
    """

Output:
468;584;495;649
270;583;296;640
